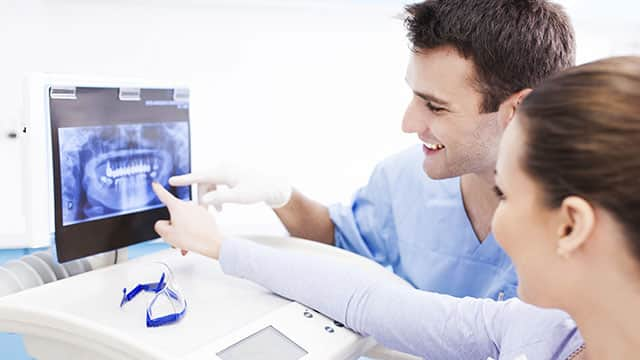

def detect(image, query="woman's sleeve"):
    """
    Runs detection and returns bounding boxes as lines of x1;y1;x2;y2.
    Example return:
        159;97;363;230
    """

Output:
219;237;506;359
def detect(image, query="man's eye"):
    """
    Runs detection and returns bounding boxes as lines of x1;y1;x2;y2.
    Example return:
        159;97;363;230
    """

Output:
426;102;446;113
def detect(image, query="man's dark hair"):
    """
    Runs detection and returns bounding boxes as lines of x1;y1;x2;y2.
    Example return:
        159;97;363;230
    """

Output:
405;0;575;113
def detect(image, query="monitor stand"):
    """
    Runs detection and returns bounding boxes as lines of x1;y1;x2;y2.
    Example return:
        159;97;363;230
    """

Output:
86;247;128;270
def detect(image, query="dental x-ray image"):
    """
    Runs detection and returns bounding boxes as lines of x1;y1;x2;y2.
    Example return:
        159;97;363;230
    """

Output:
58;121;190;226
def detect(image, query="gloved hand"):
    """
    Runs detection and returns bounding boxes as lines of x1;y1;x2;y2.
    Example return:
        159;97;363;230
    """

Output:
169;163;293;209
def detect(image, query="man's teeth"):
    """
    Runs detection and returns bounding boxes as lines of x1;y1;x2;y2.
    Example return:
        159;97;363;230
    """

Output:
424;142;445;150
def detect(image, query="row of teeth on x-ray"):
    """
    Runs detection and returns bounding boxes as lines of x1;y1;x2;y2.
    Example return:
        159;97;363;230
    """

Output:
100;157;160;187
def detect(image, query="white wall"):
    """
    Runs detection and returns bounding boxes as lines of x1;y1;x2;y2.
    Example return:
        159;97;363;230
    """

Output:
0;0;638;246
0;0;412;245
559;0;640;62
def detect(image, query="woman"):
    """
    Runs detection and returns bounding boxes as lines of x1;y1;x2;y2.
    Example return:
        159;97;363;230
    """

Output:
152;56;640;359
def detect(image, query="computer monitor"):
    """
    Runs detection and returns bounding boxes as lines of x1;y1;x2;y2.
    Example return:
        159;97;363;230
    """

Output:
47;85;191;262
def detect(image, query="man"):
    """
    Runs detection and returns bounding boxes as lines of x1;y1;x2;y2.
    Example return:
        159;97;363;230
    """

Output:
170;0;575;300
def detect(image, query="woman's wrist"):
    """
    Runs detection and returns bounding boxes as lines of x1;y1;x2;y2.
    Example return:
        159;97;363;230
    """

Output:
205;232;223;259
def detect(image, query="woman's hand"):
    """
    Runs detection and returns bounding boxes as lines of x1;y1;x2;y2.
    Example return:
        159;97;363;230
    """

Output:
151;182;223;259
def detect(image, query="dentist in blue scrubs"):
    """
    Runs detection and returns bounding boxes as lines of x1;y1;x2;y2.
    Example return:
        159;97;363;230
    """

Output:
171;0;575;301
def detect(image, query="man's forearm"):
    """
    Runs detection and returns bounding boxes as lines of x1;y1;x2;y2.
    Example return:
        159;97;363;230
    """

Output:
274;190;335;245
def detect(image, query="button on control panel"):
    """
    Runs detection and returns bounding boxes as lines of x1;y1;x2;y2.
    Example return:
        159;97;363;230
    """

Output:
302;309;343;335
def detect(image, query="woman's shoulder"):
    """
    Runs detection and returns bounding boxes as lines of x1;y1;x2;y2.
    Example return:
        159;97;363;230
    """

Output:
498;299;584;359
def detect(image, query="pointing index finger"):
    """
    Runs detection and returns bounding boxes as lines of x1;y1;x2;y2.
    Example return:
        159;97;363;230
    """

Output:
152;182;179;210
169;173;203;187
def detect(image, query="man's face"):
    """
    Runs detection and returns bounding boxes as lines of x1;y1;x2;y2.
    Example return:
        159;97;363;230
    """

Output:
402;46;502;179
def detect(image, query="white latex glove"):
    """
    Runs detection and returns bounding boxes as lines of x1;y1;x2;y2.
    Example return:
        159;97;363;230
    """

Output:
169;163;293;209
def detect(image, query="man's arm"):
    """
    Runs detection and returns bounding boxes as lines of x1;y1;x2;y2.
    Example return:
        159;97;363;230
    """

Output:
274;189;335;245
168;163;393;254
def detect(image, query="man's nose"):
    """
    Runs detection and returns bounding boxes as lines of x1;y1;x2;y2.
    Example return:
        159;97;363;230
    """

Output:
402;100;427;134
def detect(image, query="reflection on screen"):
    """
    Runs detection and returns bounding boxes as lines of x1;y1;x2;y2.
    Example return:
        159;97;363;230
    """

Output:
58;121;189;226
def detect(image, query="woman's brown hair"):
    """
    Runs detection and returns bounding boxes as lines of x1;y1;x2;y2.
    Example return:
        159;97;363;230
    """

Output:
520;56;640;257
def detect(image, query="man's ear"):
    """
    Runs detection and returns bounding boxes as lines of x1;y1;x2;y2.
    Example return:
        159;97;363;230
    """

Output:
556;196;595;259
498;88;533;129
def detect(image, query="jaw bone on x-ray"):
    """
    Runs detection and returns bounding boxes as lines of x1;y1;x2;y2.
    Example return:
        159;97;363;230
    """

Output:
58;122;189;226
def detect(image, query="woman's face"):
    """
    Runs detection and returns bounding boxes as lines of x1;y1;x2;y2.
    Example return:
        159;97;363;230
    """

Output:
492;118;565;307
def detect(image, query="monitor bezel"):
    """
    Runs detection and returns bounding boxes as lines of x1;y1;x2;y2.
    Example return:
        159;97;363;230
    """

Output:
48;84;191;263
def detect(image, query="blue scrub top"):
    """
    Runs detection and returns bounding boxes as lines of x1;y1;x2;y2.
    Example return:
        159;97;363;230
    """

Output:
328;145;518;300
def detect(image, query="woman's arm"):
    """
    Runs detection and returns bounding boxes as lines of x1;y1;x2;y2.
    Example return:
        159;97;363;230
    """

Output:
149;184;581;359
219;237;504;359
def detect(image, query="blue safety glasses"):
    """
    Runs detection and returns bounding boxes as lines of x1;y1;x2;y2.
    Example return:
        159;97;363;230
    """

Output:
120;262;187;327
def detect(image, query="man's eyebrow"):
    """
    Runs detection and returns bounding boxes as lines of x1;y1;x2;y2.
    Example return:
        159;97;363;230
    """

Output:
404;77;451;107
412;90;451;107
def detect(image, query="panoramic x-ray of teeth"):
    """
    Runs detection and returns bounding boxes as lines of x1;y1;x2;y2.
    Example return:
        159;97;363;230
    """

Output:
58;122;190;225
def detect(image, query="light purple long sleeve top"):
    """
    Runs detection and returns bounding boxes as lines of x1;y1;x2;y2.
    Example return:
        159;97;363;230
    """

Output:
219;237;585;360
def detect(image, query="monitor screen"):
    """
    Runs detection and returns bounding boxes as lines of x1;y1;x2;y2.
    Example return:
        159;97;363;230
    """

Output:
217;326;308;360
58;122;190;226
49;86;191;262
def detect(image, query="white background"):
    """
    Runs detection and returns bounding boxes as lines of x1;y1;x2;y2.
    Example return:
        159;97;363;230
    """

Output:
0;0;638;247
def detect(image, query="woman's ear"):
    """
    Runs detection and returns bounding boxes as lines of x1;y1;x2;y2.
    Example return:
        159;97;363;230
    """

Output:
556;196;595;259
498;88;533;129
